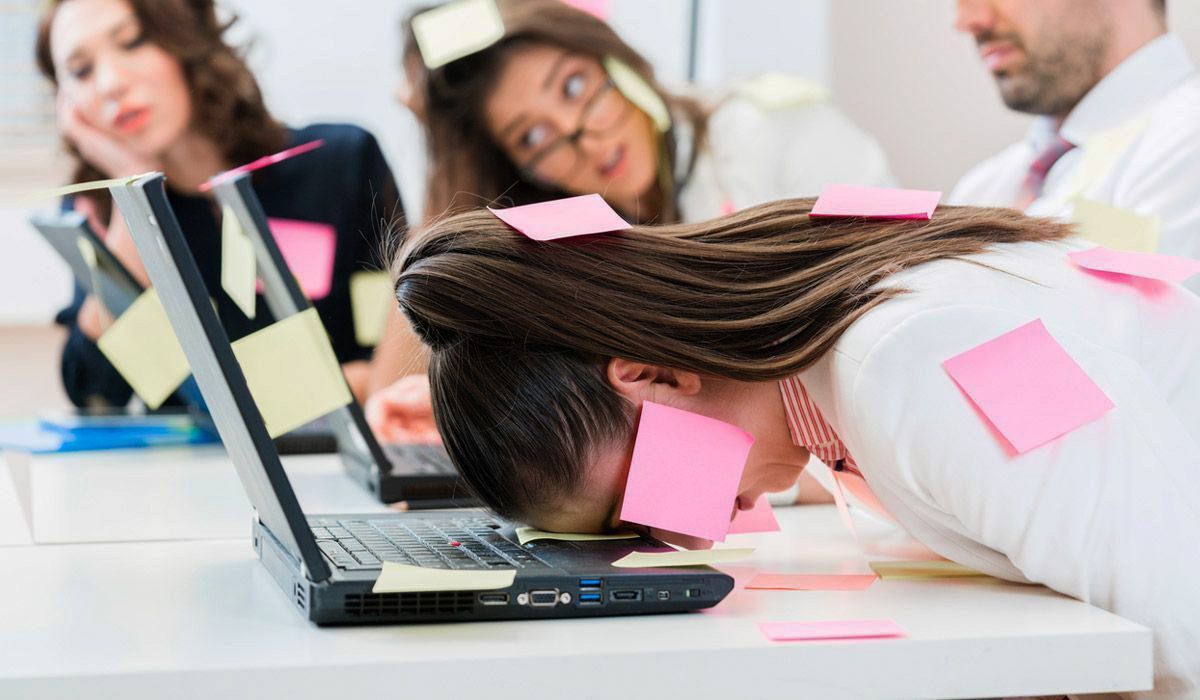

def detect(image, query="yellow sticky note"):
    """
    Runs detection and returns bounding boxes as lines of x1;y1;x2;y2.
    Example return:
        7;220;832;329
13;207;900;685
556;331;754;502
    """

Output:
220;205;257;319
610;547;754;568
231;307;352;438
76;237;98;269
97;288;190;410
1065;116;1148;198
738;73;828;111
869;560;989;580
372;562;515;593
604;56;671;133
26;172;154;202
411;0;505;69
514;527;639;546
1071;197;1160;253
349;270;394;347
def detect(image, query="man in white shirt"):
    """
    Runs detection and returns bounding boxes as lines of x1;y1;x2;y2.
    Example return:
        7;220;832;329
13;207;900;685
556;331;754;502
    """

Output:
950;0;1200;292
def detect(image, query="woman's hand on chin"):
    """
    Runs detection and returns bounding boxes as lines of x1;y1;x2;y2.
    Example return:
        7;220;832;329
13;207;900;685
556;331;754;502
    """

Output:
57;91;160;179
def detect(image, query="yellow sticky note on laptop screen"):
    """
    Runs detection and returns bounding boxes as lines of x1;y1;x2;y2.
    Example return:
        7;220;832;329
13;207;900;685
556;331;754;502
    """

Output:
231;307;352;438
97;288;191;410
411;0;505;69
349;270;393;347
1071;197;1160;253
220;205;257;319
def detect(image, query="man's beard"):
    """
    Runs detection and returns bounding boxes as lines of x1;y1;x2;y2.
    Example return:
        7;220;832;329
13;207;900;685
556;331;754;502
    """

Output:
983;27;1109;117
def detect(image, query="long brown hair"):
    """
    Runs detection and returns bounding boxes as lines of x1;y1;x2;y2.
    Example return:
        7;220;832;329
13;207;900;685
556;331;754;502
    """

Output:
402;0;708;225
36;0;286;220
394;199;1072;521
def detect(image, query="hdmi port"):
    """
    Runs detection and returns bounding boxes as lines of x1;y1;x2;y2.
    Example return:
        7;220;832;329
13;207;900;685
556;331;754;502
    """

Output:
478;593;509;606
610;590;641;602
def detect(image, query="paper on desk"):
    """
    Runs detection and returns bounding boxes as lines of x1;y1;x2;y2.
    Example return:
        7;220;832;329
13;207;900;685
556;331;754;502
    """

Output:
738;73;828;111
266;218;336;300
411;0;505;69
349;270;394;346
373;562;515;593
611;547;754;568
604;56;671;132
758;619;906;642
727;495;780;534
942;319;1113;454
1068;246;1200;284
810;184;941;220
514;527;638;546
746;573;877;591
220;205;257;319
1071;197;1159;253
97;288;190;410
869;560;989;580
489;193;630;241
231;307;352;438
619;401;754;542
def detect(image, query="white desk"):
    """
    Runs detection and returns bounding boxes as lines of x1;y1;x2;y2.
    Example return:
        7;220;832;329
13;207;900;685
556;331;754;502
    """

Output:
0;502;1151;699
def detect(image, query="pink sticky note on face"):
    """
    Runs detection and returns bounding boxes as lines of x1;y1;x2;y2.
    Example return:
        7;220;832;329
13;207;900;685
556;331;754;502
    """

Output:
264;218;337;300
759;619;906;642
619;402;755;542
489;194;631;241
562;0;609;19
942;319;1113;454
727;495;780;534
1068;246;1200;283
810;184;941;219
747;574;877;591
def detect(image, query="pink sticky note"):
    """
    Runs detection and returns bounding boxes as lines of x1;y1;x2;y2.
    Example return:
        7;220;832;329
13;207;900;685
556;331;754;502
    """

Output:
489;194;631;241
562;0;609;19
759;619;906;642
264;218;337;300
727;495;780;534
942;319;1113;454
200;140;325;192
810;183;941;219
620;402;754;542
1068;246;1200;284
747;574;877;591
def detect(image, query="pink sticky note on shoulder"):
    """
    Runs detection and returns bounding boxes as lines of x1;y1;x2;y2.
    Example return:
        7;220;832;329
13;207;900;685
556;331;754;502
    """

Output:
747;574;877;591
759;619;905;642
620;402;754;542
266;218;336;300
489;194;631;241
942;319;1113;454
1068;246;1200;283
810;184;941;219
727;495;780;534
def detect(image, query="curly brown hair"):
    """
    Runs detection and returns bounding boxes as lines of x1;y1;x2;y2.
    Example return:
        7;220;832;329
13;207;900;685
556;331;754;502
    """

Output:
35;0;286;220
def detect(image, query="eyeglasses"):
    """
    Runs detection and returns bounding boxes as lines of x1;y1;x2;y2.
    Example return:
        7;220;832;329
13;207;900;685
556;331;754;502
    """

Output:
518;80;633;185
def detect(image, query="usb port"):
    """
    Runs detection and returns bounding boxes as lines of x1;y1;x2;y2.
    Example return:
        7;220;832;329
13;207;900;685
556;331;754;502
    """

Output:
578;578;602;587
610;589;641;602
478;593;509;606
529;589;559;607
578;592;602;604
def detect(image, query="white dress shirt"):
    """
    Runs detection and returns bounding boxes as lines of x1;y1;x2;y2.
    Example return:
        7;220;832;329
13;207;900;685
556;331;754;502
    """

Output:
950;34;1200;292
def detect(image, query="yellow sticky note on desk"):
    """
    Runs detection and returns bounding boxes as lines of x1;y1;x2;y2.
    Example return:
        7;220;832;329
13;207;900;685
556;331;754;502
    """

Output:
97;288;190;410
220;205;257;319
515;527;638;546
869;560;989;580
372;562;515;593
411;0;505;69
611;547;754;568
1071;197;1160;253
349;270;394;347
231;307;352;438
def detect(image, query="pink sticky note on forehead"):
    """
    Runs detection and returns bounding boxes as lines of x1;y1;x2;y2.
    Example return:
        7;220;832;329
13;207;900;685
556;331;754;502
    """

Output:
489;194;631;241
759;619;906;642
810;183;941;219
265;218;337;300
1069;246;1200;283
747;574;877;591
620;402;754;542
727;495;780;534
942;319;1113;454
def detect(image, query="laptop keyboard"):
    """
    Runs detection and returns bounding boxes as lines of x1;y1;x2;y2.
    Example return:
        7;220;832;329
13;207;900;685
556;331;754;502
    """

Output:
309;516;550;571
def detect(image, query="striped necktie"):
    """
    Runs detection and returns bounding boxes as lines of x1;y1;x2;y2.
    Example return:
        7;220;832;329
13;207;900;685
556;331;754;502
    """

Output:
1014;135;1075;209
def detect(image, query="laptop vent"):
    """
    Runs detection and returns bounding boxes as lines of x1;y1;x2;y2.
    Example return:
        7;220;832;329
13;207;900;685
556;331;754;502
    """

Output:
343;591;474;617
294;583;307;611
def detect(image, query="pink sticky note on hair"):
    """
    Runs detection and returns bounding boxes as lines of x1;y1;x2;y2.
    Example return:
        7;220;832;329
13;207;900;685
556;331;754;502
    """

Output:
489;194;631;241
561;0;609;19
746;574;877;591
265;218;337;300
810;184;941;220
620;402;754;542
727;495;780;534
942;319;1113;454
1068;246;1200;283
759;619;906;642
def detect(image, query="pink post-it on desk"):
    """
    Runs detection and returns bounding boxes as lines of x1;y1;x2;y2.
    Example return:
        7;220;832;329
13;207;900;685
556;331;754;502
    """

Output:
810;184;941;220
942;319;1113;454
1068;246;1200;284
727;495;780;534
759;619;906;642
489;194;631;241
747;574;877;591
265;218;337;300
619;402;754;542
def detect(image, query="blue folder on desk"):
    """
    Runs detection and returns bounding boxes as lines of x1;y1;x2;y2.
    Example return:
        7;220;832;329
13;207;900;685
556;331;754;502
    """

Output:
0;414;219;454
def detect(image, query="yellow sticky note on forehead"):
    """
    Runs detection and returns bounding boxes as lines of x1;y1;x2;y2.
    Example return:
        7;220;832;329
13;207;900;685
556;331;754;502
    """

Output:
412;0;505;69
231;307;352;438
604;56;671;133
349;270;394;347
220;205;257;320
97;288;191;410
1071;197;1160;253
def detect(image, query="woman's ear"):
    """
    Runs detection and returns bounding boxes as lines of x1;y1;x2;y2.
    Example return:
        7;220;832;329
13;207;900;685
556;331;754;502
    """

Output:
605;358;702;403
